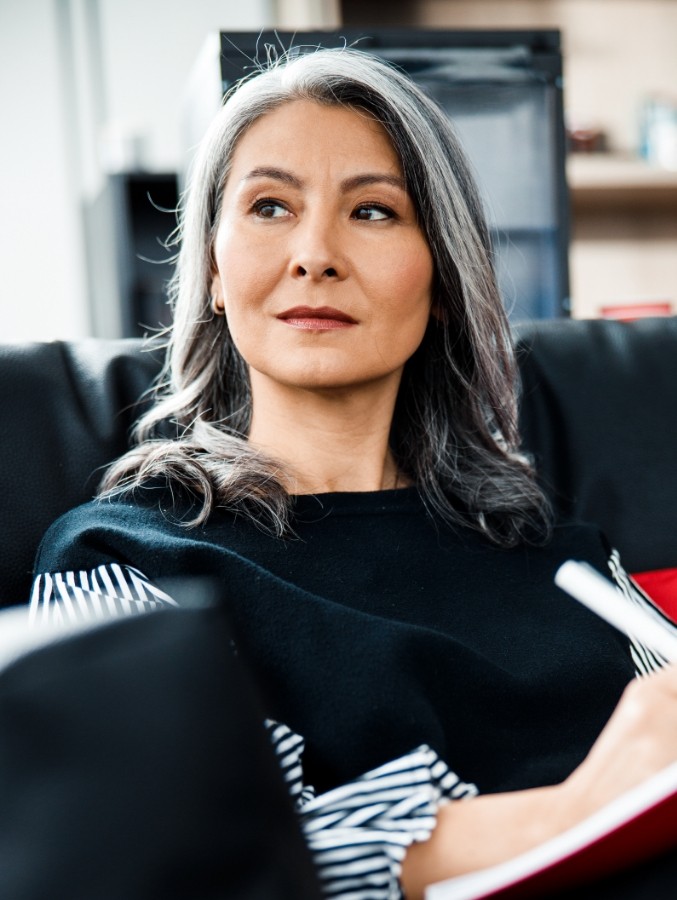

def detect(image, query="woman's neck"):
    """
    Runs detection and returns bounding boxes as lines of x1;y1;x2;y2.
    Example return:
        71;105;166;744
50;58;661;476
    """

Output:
247;372;406;495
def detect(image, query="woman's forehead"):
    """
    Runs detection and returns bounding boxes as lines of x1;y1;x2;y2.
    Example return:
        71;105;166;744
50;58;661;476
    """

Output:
226;99;402;180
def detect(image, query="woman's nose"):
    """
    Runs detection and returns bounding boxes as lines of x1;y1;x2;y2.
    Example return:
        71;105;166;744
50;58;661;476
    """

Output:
287;216;346;281
292;261;339;279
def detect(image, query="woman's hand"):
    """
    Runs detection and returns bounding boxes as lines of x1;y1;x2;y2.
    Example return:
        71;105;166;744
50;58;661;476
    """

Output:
401;664;677;900
560;662;677;822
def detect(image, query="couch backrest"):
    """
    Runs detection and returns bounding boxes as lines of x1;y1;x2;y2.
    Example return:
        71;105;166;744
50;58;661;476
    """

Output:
2;318;676;605
514;316;677;575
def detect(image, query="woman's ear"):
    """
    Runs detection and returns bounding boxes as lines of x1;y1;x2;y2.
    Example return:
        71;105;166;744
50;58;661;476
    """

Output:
210;274;225;315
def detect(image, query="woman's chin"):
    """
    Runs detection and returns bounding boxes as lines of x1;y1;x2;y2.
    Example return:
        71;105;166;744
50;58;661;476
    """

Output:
251;365;403;397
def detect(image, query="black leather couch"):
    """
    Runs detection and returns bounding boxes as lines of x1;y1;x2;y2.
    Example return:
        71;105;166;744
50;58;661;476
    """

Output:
1;318;676;898
2;317;677;607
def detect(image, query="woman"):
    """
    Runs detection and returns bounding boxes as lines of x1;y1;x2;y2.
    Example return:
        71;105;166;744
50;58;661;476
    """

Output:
32;48;677;897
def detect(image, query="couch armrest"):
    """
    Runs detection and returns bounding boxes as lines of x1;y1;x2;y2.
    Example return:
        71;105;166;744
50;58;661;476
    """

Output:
0;339;160;606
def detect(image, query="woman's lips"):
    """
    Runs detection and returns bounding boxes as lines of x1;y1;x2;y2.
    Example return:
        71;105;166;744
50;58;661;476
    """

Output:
276;306;357;330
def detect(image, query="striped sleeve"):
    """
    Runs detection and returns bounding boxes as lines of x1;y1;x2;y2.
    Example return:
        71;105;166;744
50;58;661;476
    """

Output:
607;548;671;676
29;564;178;629
265;720;477;899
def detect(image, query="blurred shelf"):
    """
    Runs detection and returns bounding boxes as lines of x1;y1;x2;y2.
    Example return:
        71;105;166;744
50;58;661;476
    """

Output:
84;172;178;339
568;154;677;210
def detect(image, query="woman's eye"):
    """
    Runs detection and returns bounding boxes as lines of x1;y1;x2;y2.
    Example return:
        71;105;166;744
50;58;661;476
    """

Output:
353;204;393;222
253;200;289;219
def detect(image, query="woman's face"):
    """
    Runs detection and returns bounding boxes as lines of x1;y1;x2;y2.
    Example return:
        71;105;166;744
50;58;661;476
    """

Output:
211;100;434;394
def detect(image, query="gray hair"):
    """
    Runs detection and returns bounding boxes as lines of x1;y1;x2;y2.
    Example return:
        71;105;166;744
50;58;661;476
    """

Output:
101;47;551;546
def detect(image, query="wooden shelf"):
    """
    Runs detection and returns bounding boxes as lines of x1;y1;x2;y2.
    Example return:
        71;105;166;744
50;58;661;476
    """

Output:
568;154;677;210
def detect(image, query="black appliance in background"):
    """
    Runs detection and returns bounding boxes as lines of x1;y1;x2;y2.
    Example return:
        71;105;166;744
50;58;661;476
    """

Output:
216;29;570;321
84;172;178;339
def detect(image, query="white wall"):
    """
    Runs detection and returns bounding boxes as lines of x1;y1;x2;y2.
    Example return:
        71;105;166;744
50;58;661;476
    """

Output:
0;0;88;342
0;0;276;342
95;0;274;178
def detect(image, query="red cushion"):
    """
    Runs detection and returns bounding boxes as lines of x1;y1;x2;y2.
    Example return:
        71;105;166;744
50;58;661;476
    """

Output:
631;569;677;623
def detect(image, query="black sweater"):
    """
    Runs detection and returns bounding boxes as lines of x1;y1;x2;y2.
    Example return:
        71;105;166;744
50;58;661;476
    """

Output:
35;486;635;796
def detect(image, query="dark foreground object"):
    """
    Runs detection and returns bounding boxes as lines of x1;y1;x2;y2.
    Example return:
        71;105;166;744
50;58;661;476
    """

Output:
0;607;320;900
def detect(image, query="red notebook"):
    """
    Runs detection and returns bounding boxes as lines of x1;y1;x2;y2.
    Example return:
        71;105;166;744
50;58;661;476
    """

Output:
632;568;677;623
426;762;677;899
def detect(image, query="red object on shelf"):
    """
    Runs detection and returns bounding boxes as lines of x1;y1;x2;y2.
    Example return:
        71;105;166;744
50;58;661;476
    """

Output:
600;302;673;322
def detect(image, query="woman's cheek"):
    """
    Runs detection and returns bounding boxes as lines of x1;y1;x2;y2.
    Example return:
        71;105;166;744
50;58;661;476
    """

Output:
381;240;433;304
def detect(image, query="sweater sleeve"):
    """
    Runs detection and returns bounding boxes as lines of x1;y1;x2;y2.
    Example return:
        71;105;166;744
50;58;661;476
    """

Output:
34;499;168;576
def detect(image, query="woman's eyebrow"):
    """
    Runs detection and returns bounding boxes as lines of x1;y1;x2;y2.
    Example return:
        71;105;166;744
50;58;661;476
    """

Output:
242;167;304;187
241;168;406;193
340;173;406;192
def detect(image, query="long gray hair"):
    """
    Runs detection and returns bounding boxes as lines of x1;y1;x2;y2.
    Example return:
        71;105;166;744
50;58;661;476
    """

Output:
101;47;551;546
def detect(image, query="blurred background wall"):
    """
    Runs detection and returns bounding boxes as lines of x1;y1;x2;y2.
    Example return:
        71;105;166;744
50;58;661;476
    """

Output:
1;0;676;340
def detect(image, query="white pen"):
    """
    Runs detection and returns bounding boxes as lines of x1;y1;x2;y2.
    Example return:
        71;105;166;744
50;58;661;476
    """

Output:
555;560;677;664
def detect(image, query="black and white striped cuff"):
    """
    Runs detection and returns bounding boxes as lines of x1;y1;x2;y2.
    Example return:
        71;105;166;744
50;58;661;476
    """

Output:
266;720;477;899
608;548;670;676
